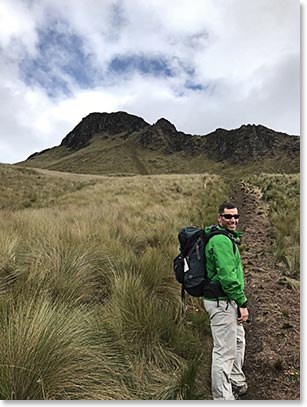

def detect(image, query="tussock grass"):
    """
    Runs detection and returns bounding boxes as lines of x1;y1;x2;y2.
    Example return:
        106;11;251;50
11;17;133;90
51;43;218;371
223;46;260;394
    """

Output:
0;296;132;400
0;167;229;399
19;238;102;305
0;233;20;294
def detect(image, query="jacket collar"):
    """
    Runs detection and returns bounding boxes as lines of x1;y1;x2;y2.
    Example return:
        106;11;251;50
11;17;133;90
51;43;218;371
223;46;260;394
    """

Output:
216;224;242;240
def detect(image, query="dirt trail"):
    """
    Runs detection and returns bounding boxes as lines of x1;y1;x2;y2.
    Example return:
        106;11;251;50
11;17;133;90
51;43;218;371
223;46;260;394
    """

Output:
231;181;300;400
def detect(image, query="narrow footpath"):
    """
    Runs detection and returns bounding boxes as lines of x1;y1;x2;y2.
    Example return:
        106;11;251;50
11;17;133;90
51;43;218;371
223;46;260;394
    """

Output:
231;181;300;400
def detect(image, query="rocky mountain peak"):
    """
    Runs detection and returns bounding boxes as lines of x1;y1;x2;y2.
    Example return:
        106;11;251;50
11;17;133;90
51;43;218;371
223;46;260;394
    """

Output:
60;111;149;150
153;118;177;133
138;117;196;154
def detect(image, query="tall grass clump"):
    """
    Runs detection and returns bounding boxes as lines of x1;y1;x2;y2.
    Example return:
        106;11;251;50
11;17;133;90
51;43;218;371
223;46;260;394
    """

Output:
20;237;103;306
0;232;20;295
0;295;133;400
248;173;300;278
0;212;109;307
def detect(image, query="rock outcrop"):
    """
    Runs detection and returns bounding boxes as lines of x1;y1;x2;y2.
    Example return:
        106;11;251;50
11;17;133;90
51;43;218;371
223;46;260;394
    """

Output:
60;111;149;150
203;124;300;163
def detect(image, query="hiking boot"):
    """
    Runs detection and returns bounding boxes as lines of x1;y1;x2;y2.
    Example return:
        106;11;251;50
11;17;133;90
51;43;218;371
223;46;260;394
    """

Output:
232;383;248;399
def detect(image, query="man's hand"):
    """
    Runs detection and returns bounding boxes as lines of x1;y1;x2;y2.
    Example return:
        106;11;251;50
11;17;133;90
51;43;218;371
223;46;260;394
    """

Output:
238;307;249;323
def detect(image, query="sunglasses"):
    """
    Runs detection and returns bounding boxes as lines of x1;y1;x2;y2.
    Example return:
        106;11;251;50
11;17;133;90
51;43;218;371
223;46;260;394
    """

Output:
221;214;240;220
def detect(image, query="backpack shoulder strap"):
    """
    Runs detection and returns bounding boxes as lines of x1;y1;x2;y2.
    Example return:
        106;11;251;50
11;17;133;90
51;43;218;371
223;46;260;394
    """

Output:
205;227;237;254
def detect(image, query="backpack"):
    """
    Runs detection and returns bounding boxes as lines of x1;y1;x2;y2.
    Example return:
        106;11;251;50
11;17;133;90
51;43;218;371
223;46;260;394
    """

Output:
173;225;237;302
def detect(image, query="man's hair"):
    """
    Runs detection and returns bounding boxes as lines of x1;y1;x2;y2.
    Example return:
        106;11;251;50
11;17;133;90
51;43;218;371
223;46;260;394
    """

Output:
218;201;238;214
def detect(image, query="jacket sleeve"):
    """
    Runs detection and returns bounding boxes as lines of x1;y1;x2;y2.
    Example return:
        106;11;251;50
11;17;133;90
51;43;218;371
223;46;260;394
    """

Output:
209;235;247;307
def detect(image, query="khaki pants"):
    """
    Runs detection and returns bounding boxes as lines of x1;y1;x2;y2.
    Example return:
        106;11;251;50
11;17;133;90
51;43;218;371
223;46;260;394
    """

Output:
204;299;246;400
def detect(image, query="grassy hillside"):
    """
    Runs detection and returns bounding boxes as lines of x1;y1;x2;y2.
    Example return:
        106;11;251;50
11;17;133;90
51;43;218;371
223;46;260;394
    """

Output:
0;164;103;210
0;164;299;399
17;133;299;176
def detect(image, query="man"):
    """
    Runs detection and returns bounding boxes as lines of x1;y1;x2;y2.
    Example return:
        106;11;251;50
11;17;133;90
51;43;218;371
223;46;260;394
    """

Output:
203;201;249;400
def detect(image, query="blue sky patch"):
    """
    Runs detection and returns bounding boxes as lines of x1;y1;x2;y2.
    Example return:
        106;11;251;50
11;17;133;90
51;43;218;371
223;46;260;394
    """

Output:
184;80;205;91
108;55;174;77
19;22;97;97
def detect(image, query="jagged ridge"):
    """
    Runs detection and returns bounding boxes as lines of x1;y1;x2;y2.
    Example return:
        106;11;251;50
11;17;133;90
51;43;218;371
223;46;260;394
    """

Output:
23;111;299;174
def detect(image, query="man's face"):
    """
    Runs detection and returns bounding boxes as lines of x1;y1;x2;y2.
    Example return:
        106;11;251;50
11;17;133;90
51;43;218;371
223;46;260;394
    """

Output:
218;207;239;232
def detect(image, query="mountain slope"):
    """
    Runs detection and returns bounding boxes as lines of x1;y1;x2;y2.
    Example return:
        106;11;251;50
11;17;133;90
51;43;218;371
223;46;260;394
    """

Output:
17;111;300;175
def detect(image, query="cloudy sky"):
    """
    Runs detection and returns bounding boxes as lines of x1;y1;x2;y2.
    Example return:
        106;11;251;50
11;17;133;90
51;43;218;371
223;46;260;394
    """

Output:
0;0;300;164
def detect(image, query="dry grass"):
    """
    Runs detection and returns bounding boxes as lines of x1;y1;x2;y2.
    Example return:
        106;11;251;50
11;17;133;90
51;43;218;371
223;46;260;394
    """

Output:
0;166;229;399
1;163;299;399
247;173;300;278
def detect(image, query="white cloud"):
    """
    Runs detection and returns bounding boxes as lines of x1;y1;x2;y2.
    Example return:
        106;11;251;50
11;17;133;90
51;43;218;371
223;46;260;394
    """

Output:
195;0;300;82
0;0;300;164
0;0;37;51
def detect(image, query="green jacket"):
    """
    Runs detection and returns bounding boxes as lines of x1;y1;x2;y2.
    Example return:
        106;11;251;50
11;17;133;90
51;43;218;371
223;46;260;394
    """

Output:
204;225;247;307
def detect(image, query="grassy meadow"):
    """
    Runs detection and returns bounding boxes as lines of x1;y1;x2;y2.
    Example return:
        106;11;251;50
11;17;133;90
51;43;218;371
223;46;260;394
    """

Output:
0;165;230;400
0;165;299;399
